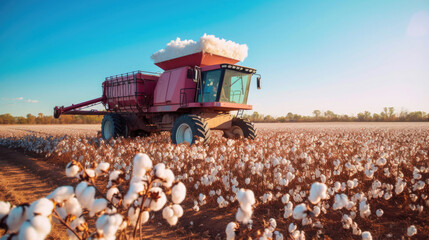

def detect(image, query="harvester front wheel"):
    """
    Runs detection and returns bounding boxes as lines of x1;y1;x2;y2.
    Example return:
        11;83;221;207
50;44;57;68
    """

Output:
101;114;126;140
171;115;210;145
224;118;256;140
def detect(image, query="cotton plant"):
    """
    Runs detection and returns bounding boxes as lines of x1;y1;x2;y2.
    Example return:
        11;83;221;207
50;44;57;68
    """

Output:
0;153;186;240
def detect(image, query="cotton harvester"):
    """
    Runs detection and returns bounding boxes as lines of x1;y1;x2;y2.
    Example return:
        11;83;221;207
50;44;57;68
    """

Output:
54;35;261;144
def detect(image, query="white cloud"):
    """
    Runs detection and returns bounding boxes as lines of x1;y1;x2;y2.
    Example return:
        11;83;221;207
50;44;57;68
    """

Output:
1;97;38;103
407;11;429;37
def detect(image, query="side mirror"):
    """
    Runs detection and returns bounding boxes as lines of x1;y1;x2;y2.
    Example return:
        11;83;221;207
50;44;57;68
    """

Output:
193;67;200;83
257;76;261;89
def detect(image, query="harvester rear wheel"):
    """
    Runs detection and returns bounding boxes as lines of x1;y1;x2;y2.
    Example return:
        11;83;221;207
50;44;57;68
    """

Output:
101;114;126;140
224;118;256;140
171;114;210;145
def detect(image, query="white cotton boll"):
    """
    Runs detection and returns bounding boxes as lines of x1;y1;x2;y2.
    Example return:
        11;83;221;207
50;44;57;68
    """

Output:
172;204;184;218
85;169;96;178
64;197;82;217
281;194;290;204
376;209;383;217
106;187;120;201
27;198;54;218
293;203;308;220
0;201;11;219
6;205;28;232
141;211;150;224
48;186;75;203
245;178;251;185
95;162;110;176
376;158;386;166
123;182;145;207
68;217;85;239
226;222;238;240
359;201;371;218
236;189;255;207
289;223;297;233
127;207;139;227
308;182;328;204
78;186;95;209
333;194;351;210
171;182;186;204
333;182;341;192
149;188;167;211
269;218;277;229
236;207;252;224
30;215;51;237
361;231;372;240
162;206;174;219
407;225;417;236
163;169;175;188
166;215;178;226
153;163;166;179
89;199;108;217
75;181;88;198
66;162;80;177
133;153;153;172
109;170;122;182
17;221;42;240
313;206;321;217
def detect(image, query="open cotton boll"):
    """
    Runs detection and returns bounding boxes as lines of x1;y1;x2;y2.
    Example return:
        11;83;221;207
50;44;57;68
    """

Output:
172;204;183;218
64;197;82;217
6;204;29;233
0;201;11;219
226;222;239;240
106;187;121;205
153;163;166;179
162;206;174;219
68;217;86;240
133;153;153;172
48;186;74;203
333;194;354;210
30;215;52;237
109;170;122;182
17;221;42;240
123;182;145;207
289;222;297;233
78;186;96;209
141;211;150;224
148;188;167;211
127;207;140;227
89;199;108;217
96;214;123;238
66;161;80;177
171;182;186;204
376;209;383;217
236;189;255;207
361;231;372;240
407;225;417;236
27;198;54;218
166;215;179;226
235;207;253;224
308;182;328;204
162;169;175;188
75;181;88;198
85;169;96;178
95;162;110;176
293;203;308;220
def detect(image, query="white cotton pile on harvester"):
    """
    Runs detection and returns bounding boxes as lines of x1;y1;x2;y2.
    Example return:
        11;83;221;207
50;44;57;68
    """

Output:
151;34;248;64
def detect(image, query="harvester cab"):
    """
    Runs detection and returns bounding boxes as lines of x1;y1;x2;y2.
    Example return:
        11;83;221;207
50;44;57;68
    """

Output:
54;36;260;145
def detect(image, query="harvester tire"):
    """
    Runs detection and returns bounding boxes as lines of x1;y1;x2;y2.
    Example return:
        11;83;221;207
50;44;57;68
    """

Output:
171;114;210;145
225;118;256;140
101;114;126;140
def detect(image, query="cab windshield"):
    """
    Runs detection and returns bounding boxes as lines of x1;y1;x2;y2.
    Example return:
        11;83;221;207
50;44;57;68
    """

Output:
197;69;252;104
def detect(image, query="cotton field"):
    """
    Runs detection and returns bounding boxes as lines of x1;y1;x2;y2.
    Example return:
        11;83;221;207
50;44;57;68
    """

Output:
0;123;428;239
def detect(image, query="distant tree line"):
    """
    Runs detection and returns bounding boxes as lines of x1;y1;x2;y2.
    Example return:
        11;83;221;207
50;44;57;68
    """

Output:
244;107;429;123
0;113;103;124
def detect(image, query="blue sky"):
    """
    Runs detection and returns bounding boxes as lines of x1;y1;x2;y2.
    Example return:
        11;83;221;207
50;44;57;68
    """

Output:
1;0;428;117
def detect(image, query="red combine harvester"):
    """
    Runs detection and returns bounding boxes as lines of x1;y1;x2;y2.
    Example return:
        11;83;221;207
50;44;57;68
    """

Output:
54;52;261;144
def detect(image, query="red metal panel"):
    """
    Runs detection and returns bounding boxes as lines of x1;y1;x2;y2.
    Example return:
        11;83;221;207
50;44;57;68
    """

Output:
155;52;239;70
